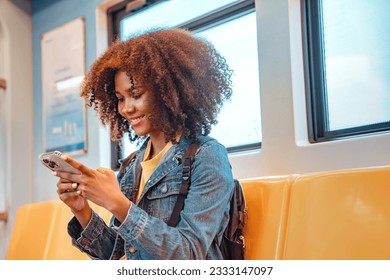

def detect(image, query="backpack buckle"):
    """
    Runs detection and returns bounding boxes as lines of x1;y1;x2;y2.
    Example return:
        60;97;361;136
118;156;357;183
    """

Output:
182;158;192;180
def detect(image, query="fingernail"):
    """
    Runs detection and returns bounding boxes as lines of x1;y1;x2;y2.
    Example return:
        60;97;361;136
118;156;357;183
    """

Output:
61;155;68;160
77;190;81;195
71;183;78;189
52;171;57;176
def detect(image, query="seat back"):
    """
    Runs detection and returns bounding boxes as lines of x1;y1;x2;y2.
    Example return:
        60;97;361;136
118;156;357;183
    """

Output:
44;201;89;260
7;199;112;260
240;176;294;260
9;167;390;260
283;167;390;259
44;201;112;259
6;200;58;259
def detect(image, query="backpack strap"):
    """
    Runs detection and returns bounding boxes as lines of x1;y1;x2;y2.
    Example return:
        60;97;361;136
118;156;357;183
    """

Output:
119;150;137;174
118;150;142;203
167;142;199;227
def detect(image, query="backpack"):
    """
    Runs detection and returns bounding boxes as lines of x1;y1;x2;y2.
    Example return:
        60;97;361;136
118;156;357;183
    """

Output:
119;142;248;260
167;142;248;260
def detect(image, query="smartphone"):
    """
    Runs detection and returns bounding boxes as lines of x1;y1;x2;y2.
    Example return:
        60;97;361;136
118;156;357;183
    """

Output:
39;151;80;174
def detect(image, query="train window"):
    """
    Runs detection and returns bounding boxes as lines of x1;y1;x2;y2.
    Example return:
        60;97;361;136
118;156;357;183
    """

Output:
108;0;261;168
302;0;390;142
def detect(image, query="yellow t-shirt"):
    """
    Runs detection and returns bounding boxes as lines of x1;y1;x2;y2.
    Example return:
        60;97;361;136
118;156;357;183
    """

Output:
136;140;173;203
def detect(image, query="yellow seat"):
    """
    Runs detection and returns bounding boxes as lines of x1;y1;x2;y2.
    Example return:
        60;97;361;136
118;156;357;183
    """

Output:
10;166;390;260
6;200;58;260
7;199;112;260
44;201;90;260
240;176;294;260
45;201;112;259
283;167;390;259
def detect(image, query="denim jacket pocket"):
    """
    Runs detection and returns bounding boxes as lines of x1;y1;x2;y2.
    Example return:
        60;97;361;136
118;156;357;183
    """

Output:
120;170;138;201
145;179;182;223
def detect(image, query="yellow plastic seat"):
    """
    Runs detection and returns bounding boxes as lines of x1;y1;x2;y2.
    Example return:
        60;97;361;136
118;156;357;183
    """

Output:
240;176;294;260
10;166;390;260
7;199;112;260
45;201;112;259
283;167;390;259
6;200;58;259
44;201;89;260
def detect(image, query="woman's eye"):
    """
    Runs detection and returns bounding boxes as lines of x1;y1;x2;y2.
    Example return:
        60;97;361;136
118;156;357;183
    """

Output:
132;91;144;99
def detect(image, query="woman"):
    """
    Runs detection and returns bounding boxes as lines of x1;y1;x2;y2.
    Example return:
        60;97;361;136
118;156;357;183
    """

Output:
54;28;235;260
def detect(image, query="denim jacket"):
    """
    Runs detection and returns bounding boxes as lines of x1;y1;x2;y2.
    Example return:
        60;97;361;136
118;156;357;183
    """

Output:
67;135;234;260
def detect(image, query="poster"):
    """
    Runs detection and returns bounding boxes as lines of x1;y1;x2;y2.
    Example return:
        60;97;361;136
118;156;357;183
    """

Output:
41;17;87;155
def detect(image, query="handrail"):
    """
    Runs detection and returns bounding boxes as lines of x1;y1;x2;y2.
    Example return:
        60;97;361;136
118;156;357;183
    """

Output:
0;211;8;222
0;78;6;90
0;78;7;221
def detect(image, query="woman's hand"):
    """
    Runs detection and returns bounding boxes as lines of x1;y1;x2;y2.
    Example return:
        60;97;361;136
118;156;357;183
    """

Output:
57;176;92;228
53;155;131;222
57;177;88;212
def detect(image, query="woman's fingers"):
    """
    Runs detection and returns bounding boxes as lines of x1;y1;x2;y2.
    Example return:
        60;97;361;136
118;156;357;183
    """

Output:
61;155;94;175
53;170;78;184
54;161;119;208
57;180;79;194
58;177;73;183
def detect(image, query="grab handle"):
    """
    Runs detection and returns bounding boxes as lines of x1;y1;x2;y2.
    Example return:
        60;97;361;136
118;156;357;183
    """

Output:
0;78;6;90
0;211;8;222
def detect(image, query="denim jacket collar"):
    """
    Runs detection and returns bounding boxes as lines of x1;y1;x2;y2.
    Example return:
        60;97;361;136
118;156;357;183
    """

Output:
130;136;198;203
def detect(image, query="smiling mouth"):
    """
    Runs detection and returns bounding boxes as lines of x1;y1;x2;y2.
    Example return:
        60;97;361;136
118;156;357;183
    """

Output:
129;115;145;126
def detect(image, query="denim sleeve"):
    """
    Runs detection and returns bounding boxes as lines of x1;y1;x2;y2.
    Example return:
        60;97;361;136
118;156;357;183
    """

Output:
113;141;234;259
68;210;121;259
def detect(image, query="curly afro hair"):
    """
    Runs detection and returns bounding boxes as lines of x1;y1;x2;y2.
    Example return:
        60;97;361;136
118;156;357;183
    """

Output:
81;28;233;144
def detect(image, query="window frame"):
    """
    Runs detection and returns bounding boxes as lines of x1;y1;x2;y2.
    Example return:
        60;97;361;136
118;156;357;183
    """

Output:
107;0;258;169
301;0;390;143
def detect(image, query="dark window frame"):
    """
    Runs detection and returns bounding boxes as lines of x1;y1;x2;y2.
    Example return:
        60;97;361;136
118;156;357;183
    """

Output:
107;0;259;169
301;0;390;143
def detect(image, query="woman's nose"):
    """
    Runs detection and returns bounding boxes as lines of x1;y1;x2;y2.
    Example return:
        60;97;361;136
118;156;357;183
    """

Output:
122;99;135;114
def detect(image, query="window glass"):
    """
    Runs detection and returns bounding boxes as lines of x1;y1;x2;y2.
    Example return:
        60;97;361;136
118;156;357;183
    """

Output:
195;12;261;148
121;0;239;38
322;0;390;130
120;0;261;155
